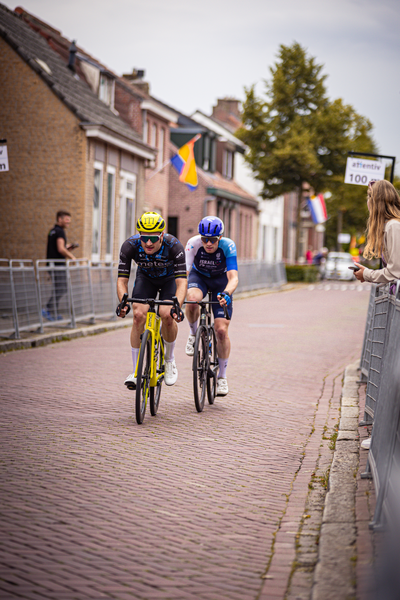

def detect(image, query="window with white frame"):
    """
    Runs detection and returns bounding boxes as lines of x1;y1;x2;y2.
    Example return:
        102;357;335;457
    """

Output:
119;171;137;248
105;166;115;262
92;161;103;261
203;136;210;171
222;149;233;179
98;73;114;108
151;123;157;147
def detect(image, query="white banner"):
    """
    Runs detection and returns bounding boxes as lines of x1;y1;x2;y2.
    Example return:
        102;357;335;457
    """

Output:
338;233;351;244
344;157;385;186
0;145;9;172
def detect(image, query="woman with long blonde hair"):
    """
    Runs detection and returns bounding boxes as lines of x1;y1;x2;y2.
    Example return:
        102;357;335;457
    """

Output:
355;180;400;284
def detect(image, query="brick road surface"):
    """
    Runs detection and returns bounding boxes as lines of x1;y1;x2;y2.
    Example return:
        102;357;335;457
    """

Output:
0;285;370;600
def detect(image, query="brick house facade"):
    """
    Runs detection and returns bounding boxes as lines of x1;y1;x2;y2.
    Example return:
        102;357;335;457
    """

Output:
168;141;258;256
115;72;179;220
182;110;259;258
0;6;154;262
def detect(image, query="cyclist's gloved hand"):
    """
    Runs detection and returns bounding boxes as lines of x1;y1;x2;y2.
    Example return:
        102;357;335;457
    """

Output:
170;305;185;322
218;292;232;306
116;302;131;318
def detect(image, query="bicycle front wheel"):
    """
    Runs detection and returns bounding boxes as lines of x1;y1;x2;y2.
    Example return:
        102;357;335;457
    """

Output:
135;329;152;424
207;325;218;405
193;325;208;413
150;336;164;416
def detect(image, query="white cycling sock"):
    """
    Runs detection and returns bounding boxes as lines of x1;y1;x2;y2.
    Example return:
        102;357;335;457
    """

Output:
189;321;198;335
131;347;139;372
218;358;228;379
164;340;175;362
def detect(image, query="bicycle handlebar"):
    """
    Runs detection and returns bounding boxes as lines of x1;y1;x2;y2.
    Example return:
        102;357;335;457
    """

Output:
116;294;181;317
184;299;230;321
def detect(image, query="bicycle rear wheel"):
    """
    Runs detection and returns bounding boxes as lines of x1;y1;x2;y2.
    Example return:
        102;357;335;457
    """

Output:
207;325;218;405
135;329;151;424
150;336;164;416
193;325;208;412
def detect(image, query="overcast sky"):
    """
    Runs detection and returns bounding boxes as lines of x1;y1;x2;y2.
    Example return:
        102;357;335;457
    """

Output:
3;0;400;175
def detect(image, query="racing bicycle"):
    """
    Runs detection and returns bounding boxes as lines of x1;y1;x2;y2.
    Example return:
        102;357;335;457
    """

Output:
117;294;181;424
184;292;230;413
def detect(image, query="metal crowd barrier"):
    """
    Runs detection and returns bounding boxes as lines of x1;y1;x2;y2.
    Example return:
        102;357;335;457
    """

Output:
1;258;280;339
368;298;400;529
236;261;286;292
381;354;400;529
0;259;43;339
358;281;400;530
0;258;15;337
91;261;119;320
37;260;122;329
360;284;393;426
36;259;72;327
68;259;95;327
359;284;377;383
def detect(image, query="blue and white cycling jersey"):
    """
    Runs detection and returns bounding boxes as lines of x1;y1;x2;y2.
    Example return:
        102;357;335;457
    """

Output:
185;235;238;278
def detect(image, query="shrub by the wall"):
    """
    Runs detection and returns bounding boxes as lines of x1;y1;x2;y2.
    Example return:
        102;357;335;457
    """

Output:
285;265;319;282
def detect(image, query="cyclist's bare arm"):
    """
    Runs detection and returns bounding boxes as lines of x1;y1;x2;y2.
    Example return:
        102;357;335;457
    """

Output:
175;277;188;306
117;277;129;318
170;277;188;323
218;269;238;307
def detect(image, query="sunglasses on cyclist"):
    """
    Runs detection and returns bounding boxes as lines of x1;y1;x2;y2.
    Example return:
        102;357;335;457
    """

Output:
368;180;377;189
140;234;161;243
201;236;219;244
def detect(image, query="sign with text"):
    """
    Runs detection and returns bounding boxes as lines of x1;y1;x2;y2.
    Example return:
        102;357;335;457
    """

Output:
338;233;351;244
0;145;9;172
344;157;385;186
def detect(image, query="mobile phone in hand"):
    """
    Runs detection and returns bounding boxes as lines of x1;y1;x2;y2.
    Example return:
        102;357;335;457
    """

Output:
348;266;360;272
68;243;79;250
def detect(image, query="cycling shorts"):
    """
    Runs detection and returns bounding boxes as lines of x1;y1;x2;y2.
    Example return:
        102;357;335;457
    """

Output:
188;270;233;320
131;271;176;301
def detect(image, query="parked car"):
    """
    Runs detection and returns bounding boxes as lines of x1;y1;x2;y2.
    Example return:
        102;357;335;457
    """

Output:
322;252;357;281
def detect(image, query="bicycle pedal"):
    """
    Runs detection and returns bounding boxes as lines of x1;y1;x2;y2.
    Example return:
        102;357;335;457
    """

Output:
125;382;136;390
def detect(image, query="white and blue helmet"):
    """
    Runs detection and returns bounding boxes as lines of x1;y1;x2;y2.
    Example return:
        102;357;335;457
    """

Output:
198;216;224;237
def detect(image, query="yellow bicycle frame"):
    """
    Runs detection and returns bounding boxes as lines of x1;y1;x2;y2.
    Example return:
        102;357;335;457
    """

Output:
134;310;164;388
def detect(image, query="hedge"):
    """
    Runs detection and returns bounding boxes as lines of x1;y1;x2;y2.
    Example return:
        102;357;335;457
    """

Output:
285;265;320;282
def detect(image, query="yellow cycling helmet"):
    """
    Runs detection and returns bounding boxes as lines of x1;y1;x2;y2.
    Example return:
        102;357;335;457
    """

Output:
136;211;165;234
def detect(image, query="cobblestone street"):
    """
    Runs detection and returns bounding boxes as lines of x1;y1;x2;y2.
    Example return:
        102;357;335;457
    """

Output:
0;285;370;600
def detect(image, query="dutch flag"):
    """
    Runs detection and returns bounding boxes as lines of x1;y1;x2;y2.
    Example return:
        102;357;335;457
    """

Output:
307;194;327;224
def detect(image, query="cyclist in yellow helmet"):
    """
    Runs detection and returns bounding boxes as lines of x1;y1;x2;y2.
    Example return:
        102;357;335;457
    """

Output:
117;212;187;388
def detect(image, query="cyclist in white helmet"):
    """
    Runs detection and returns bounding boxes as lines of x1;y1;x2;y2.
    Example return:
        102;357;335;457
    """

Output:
185;216;239;397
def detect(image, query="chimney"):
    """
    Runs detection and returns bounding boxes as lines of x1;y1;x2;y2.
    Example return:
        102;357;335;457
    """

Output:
212;98;241;121
68;40;77;72
122;68;149;94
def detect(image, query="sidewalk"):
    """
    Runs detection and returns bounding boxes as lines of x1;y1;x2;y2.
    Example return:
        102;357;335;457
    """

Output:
308;362;376;600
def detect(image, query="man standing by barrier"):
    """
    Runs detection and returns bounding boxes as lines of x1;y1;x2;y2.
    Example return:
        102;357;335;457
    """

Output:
43;210;77;321
184;216;238;397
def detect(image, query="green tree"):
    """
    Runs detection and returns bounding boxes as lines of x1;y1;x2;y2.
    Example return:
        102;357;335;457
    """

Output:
237;42;377;258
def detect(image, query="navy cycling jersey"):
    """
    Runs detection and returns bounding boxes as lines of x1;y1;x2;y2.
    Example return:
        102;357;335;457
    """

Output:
118;233;187;280
185;235;238;278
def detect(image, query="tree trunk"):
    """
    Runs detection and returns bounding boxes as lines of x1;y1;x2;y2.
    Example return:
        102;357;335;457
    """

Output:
295;185;303;262
336;209;343;251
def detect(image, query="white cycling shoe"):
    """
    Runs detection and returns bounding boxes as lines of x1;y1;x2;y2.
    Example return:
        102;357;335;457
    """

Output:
164;359;178;386
185;334;196;356
124;373;137;390
216;378;229;396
